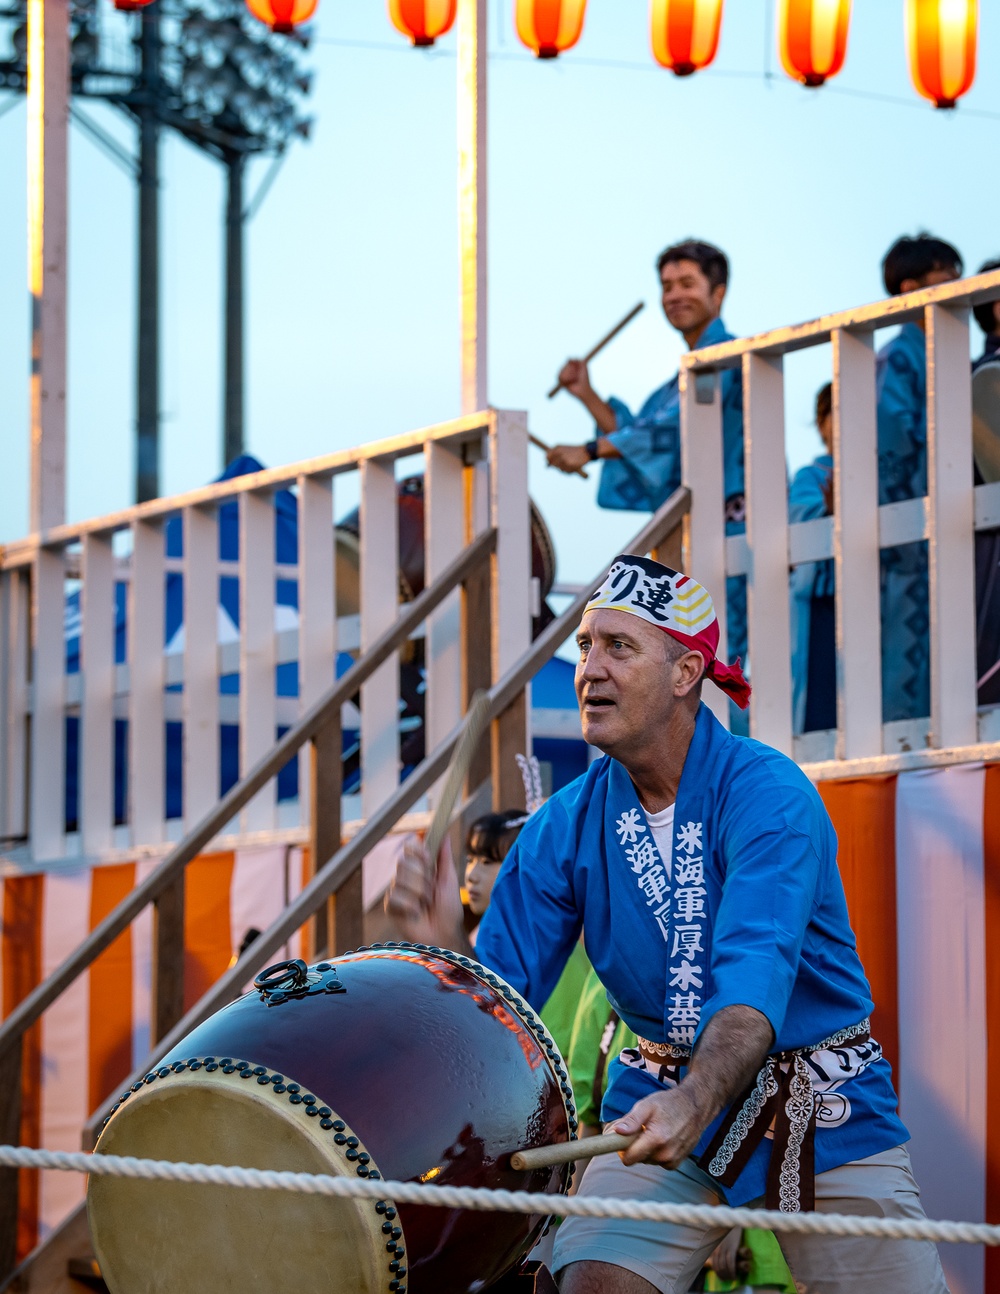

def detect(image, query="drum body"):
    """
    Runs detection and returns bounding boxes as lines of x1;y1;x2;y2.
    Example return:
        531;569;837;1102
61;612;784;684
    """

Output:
88;944;577;1294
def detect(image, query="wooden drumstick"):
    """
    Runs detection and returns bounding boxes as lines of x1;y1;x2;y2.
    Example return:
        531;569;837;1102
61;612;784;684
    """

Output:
529;431;589;480
510;1132;636;1171
424;689;493;868
546;301;645;399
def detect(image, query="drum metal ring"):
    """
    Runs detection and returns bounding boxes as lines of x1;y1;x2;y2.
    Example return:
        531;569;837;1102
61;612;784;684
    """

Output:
254;959;310;992
253;959;346;1006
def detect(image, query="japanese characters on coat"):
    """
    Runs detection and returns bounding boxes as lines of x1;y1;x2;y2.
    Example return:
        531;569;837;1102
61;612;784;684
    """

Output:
616;806;705;1047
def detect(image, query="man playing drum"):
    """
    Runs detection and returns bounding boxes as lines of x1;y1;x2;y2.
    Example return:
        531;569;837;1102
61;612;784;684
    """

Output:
387;554;946;1294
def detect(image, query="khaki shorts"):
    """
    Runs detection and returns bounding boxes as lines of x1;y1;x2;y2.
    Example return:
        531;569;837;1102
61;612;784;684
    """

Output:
551;1144;948;1294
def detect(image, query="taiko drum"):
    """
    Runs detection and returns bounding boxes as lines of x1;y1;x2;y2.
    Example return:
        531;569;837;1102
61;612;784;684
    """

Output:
87;943;577;1294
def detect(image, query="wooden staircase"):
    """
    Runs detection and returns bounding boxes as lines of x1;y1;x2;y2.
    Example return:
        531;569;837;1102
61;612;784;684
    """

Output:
0;489;689;1294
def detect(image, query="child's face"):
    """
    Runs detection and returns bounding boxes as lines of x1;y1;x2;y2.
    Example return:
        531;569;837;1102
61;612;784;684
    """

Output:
818;412;834;456
465;854;501;916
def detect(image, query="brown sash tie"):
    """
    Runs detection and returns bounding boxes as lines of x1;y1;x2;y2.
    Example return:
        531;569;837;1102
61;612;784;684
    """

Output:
637;1020;871;1212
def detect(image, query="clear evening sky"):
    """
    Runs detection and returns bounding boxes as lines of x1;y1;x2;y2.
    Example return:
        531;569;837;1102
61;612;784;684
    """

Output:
0;2;998;588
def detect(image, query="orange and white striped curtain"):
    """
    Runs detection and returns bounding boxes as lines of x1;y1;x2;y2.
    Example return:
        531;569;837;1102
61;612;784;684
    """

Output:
1;847;312;1259
822;762;1000;1294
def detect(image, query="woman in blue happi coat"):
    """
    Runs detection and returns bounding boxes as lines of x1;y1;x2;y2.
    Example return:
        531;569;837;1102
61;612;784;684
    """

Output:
386;555;944;1294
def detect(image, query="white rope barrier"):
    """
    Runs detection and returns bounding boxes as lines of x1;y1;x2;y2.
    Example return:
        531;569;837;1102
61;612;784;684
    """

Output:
1;1144;996;1247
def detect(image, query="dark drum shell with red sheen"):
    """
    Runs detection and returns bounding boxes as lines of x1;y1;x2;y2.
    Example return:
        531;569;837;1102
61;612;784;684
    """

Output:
156;942;576;1293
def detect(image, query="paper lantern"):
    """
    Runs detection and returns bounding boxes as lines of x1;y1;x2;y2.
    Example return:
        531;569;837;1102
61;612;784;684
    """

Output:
778;0;851;87
515;0;588;59
245;0;316;33
907;0;977;108
114;0;155;11
388;0;458;47
650;0;724;76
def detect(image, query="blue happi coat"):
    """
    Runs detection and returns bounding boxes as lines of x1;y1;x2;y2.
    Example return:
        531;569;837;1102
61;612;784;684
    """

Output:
597;315;744;513
789;454;834;735
476;704;907;1205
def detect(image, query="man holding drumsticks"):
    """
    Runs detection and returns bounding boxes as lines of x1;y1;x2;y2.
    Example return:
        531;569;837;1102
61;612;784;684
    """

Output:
546;240;748;725
386;554;945;1294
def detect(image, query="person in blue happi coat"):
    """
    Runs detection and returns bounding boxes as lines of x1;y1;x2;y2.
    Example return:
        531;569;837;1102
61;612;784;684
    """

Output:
876;233;963;723
386;554;944;1294
545;240;747;715
790;384;836;735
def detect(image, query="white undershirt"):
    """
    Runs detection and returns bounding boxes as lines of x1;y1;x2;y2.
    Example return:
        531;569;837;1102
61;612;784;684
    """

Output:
642;801;675;880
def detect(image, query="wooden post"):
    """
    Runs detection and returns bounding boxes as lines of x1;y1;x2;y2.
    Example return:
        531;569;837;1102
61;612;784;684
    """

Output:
679;367;729;728
832;327;882;760
0;1036;23;1283
462;454;492;796
27;0;69;534
926;303;977;750
0;570;30;844
650;522;683;572
29;548;65;859
182;506;218;827
457;0;487;416
743;352;793;755
80;533;115;854
309;713;350;956
490;412;531;809
355;457;398;950
151;873;185;1044
239;490;276;833
425;441;464;804
129;520;166;845
298;474;336;958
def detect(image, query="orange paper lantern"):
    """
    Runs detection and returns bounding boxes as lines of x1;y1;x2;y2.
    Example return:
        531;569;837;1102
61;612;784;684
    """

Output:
388;0;458;47
778;0;851;87
515;0;588;59
246;0;316;33
907;0;977;108
650;0;724;76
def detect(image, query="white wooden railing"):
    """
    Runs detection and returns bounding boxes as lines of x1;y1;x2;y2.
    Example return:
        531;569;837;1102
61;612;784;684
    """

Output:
0;410;531;868
680;268;1000;777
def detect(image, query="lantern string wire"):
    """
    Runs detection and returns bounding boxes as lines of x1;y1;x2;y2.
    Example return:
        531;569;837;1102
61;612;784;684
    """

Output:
312;36;1000;122
4;1144;1000;1247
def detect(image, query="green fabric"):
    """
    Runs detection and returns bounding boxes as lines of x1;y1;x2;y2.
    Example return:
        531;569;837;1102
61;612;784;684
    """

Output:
540;940;594;1063
703;1229;796;1293
565;965;638;1127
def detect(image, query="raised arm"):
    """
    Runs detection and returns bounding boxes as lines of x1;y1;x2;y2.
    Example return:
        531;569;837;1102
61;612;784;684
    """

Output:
557;358;619;434
384;834;473;957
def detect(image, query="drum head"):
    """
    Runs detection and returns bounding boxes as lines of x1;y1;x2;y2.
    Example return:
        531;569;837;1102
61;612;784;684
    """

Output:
89;1067;398;1294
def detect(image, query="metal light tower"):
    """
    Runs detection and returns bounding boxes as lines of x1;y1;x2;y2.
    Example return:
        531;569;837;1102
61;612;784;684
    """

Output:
136;4;161;503
1;0;314;506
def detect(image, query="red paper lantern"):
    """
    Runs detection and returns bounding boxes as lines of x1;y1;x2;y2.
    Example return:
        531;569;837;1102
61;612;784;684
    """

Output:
650;0;724;76
388;0;458;47
114;0;155;11
778;0;851;88
907;0;977;108
515;0;588;59
246;0;316;33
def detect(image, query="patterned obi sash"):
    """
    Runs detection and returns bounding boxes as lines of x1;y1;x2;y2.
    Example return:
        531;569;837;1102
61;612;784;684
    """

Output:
633;1018;876;1212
